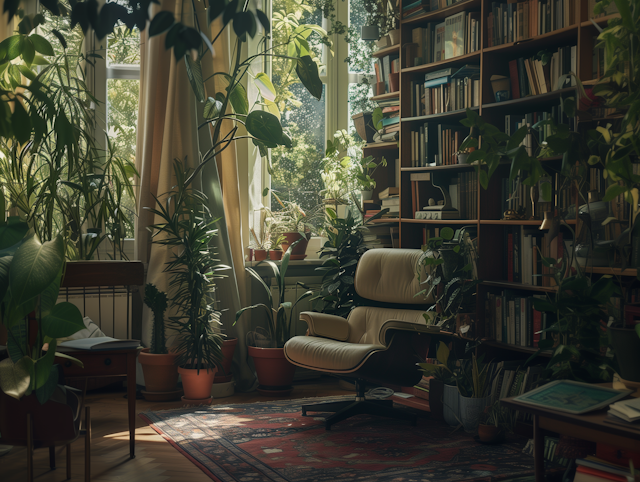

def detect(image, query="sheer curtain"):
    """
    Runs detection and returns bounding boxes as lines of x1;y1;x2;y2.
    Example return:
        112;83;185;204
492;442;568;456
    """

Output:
135;0;256;391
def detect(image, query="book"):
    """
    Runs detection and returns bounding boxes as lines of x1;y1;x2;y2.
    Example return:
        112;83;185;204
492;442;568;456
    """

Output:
444;12;465;59
58;336;141;351
608;397;640;422
434;22;446;62
379;187;400;199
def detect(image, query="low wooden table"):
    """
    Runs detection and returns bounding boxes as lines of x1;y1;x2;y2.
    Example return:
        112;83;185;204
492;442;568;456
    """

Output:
501;395;640;481
57;347;140;459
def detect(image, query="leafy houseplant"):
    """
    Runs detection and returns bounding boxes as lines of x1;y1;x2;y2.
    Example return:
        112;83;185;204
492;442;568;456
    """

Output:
477;400;512;443
0;222;85;403
145;160;228;401
235;242;313;389
138;283;179;399
269;191;320;259
416;226;480;333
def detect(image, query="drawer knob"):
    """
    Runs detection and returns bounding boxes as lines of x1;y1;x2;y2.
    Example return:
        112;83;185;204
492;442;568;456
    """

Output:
104;358;112;366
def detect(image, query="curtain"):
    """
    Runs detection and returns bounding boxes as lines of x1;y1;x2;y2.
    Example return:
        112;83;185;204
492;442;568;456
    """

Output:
135;0;256;391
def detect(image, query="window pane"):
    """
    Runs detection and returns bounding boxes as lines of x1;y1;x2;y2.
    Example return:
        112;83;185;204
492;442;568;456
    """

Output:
107;26;140;66
270;84;325;217
107;78;138;236
349;0;375;74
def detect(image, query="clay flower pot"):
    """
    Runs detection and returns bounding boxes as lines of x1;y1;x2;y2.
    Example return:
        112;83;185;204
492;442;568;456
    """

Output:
248;346;296;393
281;232;308;259
254;248;268;261
178;366;217;400
269;249;283;260
213;338;238;383
139;348;179;392
477;424;505;443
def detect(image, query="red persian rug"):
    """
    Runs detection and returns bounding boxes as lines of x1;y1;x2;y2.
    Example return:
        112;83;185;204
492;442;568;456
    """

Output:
140;396;537;482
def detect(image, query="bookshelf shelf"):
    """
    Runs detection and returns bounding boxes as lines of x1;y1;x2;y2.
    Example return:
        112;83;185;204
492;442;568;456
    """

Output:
479;219;577;225
402;52;481;75
400;218;477;225
367;218;400;224
401;164;475;172
482;88;576;112
364;141;398;150
370;92;399;102
482;340;553;357
584;267;638;277
581;13;621;27
402;106;479;123
372;44;400;58
483;24;578;55
401;0;481;26
483;280;557;293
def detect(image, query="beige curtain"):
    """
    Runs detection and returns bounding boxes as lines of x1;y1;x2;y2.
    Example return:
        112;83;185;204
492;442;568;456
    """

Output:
135;1;255;390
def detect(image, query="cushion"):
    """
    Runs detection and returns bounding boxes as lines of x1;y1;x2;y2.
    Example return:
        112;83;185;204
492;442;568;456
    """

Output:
284;336;384;373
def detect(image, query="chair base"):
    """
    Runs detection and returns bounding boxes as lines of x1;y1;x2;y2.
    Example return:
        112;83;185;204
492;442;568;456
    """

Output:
301;380;417;430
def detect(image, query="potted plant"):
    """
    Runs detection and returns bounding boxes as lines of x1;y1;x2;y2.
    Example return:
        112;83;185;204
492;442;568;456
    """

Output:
269;192;319;260
268;227;286;261
235;241;313;392
146;159;228;403
138;283;181;401
477;400;512;443
419;341;461;425
249;227;269;261
455;354;496;433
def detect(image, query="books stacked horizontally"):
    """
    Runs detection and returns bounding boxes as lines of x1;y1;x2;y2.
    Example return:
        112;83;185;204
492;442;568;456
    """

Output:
379;187;399;218
507;45;576;100
362;223;398;249
373;97;400;143
410;65;480;117
487;0;577;48
573;456;636;482
608;397;640;423
409;11;480;67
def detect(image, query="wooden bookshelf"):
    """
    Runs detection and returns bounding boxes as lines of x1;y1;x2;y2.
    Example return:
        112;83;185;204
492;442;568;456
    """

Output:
372;44;400;58
359;0;626;361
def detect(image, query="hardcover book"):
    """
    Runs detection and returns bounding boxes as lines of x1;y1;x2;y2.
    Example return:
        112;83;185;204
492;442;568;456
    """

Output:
444;12;466;60
434;22;446;62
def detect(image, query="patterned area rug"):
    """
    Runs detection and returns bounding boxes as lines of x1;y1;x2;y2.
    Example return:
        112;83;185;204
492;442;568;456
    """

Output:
140;396;537;482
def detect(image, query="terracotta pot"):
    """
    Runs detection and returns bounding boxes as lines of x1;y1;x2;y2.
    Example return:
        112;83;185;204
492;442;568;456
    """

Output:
477;424;505;443
269;249;283;260
178;366;217;400
139;348;179;392
248;346;296;389
214;338;238;383
254;249;268;261
281;232;308;259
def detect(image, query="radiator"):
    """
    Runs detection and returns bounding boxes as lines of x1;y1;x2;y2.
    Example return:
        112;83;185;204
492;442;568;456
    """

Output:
58;288;133;340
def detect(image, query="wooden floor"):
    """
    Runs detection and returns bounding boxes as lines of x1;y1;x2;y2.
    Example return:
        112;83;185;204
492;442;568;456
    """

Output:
2;376;348;482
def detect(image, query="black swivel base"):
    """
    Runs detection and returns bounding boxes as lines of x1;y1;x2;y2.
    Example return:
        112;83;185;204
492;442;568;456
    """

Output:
300;380;418;430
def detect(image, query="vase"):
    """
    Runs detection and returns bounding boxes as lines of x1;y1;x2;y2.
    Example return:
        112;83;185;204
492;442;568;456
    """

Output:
281;232;308;259
608;327;640;382
442;384;460;426
248;346;296;393
213;338;238;383
139;349;180;400
178;366;217;401
459;395;491;433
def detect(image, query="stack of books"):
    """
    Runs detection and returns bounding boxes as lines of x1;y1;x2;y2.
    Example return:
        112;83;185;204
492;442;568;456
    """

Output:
362;224;397;249
608;397;640;423
402;0;430;19
574;456;635;482
373;98;400;143
379;187;399;218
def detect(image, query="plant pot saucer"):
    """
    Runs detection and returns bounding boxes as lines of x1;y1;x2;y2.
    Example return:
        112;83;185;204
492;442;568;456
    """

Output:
257;385;293;396
289;254;307;260
181;395;212;406
141;389;183;402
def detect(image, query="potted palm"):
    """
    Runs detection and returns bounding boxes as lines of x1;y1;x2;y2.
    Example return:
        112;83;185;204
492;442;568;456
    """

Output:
235;241;313;393
146;159;228;403
138;283;181;401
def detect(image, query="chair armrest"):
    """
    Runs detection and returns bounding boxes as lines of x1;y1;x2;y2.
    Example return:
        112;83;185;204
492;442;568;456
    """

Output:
379;320;442;346
299;312;350;341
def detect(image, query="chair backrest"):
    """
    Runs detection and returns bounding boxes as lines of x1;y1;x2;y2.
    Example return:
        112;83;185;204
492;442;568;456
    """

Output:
354;248;432;305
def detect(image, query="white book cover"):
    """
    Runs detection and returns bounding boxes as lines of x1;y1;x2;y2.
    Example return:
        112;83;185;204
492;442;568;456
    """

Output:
444;12;465;59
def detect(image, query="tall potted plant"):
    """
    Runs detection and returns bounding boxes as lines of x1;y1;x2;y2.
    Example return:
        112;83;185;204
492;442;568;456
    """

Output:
235;241;313;392
146;160;228;403
138;283;181;401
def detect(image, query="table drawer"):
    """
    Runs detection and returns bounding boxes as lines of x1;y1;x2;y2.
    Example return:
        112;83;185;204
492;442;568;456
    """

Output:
58;352;129;377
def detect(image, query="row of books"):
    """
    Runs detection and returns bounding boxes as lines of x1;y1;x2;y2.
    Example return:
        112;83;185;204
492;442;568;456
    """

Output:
487;0;577;48
409;122;467;167
410;65;481;117
486;291;550;347
362;223;399;249
501;225;568;287
373;98;400;143
573;456;637;482
373;54;400;94
402;0;466;20
409;11;480;66
504;109;575;151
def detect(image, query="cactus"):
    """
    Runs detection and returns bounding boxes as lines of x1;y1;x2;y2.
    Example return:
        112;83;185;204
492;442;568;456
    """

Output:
144;283;168;354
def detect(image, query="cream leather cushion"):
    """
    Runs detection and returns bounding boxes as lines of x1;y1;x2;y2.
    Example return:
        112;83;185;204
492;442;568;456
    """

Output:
284;307;427;372
354;248;432;304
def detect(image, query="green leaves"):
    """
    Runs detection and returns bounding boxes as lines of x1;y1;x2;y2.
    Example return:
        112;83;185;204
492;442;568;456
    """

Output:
296;56;322;101
149;11;175;36
41;303;85;339
246;110;283;144
185;55;206;103
203;97;224;119
0;356;32;400
255;73;276;102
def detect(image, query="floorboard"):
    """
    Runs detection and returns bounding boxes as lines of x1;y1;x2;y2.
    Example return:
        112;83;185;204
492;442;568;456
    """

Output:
1;376;347;482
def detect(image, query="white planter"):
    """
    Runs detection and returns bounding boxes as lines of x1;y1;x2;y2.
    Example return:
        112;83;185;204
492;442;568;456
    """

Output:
442;384;460;427
211;379;235;398
361;190;373;201
459;395;491;433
